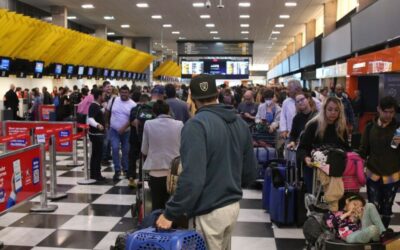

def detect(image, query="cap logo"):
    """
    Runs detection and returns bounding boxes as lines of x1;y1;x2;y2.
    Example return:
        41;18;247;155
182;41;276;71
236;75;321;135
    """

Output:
199;81;208;92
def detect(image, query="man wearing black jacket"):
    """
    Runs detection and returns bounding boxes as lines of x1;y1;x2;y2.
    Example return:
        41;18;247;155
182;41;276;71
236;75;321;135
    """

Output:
4;84;19;120
360;96;400;228
42;87;53;105
156;75;257;250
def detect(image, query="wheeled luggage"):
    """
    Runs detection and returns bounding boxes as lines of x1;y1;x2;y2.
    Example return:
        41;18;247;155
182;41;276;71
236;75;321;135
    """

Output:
126;227;207;250
262;159;286;211
325;239;384;250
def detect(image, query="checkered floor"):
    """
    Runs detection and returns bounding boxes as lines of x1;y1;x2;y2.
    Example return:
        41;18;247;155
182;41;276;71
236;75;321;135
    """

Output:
1;142;400;250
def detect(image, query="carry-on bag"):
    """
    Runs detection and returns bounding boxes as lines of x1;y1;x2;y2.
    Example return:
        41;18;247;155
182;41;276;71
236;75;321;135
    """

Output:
126;227;207;250
262;159;286;211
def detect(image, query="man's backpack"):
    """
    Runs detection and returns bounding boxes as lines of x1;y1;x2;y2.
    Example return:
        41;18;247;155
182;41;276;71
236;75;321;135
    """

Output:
135;103;156;141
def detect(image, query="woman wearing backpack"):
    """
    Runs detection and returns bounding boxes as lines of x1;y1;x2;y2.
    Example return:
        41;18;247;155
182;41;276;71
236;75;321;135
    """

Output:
298;96;350;211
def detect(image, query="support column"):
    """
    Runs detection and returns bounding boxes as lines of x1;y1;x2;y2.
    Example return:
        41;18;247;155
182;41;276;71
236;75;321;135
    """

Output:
94;25;107;40
286;42;294;57
306;19;316;44
357;0;376;12
324;0;337;36
0;0;16;10
50;6;67;28
133;37;153;85
122;37;133;48
294;32;303;52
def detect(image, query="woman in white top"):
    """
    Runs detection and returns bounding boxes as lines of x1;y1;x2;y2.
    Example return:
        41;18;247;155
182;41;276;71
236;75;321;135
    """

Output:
141;100;184;210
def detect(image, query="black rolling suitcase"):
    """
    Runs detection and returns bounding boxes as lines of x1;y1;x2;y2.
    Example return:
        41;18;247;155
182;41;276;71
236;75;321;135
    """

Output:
325;239;385;250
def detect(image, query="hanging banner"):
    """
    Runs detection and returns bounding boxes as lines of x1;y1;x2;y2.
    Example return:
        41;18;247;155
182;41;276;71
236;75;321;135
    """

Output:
0;145;42;213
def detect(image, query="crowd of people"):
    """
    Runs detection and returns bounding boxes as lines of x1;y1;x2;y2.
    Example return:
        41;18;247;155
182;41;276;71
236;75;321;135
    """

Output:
2;76;400;249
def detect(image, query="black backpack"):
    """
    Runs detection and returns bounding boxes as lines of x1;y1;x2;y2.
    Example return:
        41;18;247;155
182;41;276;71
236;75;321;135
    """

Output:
135;103;156;141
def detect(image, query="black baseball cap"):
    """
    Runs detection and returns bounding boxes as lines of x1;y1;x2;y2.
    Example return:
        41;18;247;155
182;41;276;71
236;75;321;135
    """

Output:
190;74;218;100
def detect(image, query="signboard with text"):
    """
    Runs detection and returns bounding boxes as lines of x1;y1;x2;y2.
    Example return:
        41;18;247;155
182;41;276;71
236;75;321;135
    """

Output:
0;145;42;213
5;121;73;153
38;105;55;121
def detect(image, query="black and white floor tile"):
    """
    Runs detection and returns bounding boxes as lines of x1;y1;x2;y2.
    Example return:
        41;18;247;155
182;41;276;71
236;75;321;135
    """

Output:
2;143;400;250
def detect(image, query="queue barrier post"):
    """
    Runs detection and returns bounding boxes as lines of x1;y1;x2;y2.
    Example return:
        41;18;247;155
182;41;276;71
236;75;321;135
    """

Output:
77;126;96;185
30;143;58;212
47;135;68;200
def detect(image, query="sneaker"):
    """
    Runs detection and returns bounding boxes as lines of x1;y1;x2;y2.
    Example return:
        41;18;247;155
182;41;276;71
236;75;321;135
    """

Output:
101;160;111;166
113;173;120;182
128;178;137;188
380;228;400;244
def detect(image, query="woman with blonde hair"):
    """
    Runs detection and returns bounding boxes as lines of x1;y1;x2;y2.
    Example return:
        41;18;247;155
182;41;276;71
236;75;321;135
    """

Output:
298;96;350;211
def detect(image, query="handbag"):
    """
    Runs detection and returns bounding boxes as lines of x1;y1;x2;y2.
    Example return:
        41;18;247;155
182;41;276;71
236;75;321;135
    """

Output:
166;156;182;194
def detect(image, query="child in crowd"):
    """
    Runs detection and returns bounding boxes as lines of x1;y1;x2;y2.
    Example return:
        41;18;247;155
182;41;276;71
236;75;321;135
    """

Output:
325;193;399;244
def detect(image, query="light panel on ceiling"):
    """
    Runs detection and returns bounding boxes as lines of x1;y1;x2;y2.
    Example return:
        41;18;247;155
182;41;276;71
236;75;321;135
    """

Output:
238;2;251;7
193;2;205;7
200;15;210;19
279;15;290;19
81;4;94;9
240;15;250;19
285;2;297;7
136;3;149;8
206;23;215;27
151;15;162;19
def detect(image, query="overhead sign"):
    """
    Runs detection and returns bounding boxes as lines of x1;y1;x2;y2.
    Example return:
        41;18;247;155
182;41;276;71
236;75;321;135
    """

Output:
177;41;253;56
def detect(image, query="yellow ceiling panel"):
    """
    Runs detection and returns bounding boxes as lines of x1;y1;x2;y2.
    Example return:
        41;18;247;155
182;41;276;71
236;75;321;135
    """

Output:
0;9;154;71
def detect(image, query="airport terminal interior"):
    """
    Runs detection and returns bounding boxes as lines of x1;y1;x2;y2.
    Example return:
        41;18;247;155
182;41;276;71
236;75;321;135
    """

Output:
0;0;400;249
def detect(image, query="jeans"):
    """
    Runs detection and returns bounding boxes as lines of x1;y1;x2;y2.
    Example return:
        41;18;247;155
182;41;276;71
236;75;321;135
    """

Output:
102;128;111;161
367;178;400;228
89;134;104;179
346;203;386;243
109;128;130;173
149;176;170;211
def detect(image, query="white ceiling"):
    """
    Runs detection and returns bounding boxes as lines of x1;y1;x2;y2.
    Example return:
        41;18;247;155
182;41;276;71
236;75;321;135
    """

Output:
18;0;327;66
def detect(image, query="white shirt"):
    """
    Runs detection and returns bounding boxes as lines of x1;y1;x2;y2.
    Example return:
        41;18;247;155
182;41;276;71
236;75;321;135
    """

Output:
141;115;184;176
107;97;136;131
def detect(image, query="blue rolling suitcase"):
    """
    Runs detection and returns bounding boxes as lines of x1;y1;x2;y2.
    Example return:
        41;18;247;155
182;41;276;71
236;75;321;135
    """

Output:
254;146;277;165
269;161;296;226
262;160;286;211
126;227;207;250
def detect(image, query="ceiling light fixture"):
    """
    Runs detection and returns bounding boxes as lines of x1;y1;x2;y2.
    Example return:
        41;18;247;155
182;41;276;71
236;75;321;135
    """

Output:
271;31;280;34
200;15;210;19
279;15;290;19
107;32;115;35
136;3;149;8
206;23;215;27
213;37;221;40
285;2;297;7
67;16;77;20
238;2;251;7
104;16;115;20
178;37;186;39
241;31;249;34
81;4;94;9
240;24;250;28
210;31;218;34
275;24;285;28
151;15;162;19
163;24;172;28
121;24;130;28
172;31;180;34
193;2;205;7
271;37;278;40
239;15;250;19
